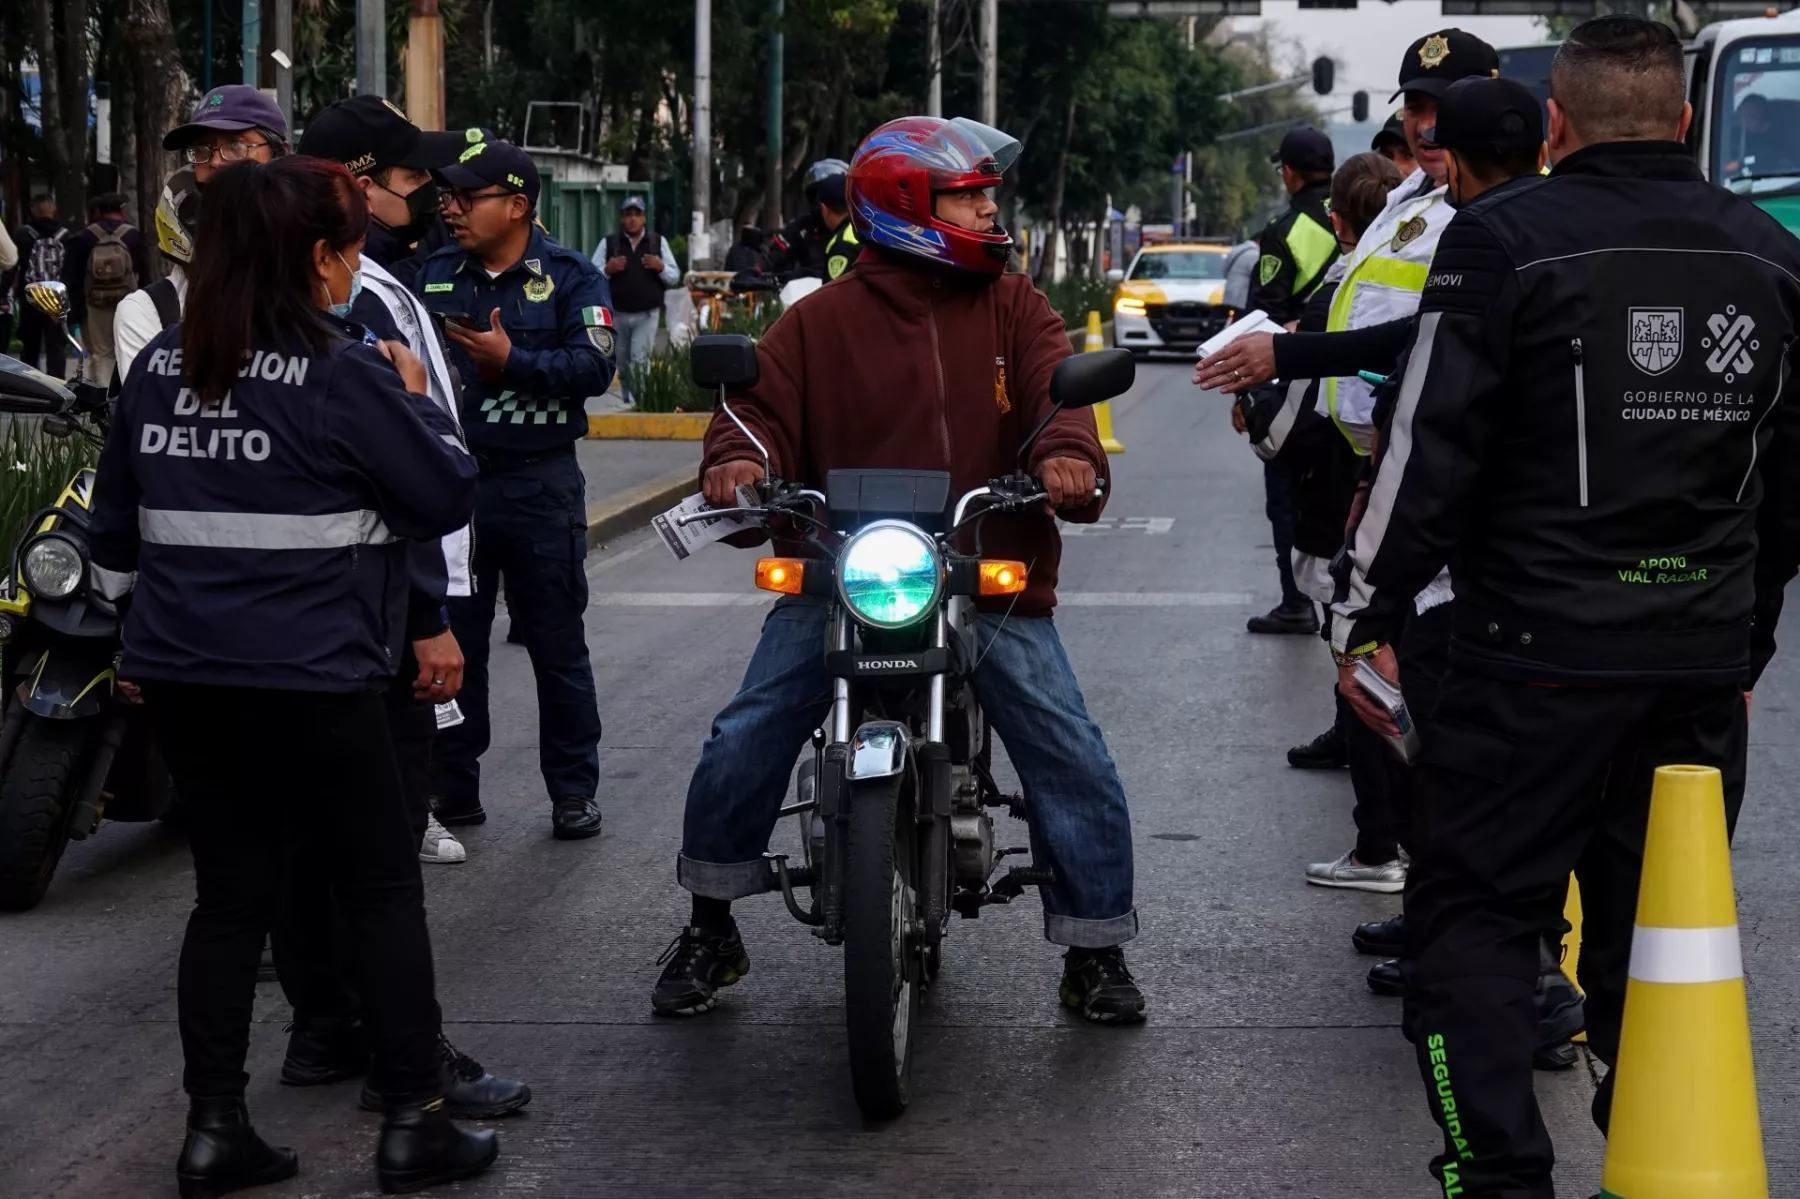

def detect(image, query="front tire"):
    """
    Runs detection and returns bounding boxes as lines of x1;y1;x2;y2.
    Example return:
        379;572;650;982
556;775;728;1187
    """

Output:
841;765;921;1120
0;718;95;910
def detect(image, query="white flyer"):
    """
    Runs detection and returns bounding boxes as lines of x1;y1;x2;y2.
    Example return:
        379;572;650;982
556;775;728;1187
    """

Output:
434;700;465;730
1352;659;1423;764
651;485;759;561
1196;308;1289;362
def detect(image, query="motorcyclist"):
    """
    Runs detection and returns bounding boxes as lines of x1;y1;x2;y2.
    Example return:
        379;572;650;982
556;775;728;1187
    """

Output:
651;116;1144;1025
765;158;848;278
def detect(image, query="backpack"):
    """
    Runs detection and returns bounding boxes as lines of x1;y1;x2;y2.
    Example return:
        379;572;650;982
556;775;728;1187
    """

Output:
86;223;139;308
24;226;66;287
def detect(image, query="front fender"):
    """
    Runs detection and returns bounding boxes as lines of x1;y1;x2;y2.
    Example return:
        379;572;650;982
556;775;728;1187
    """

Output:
16;646;116;719
847;721;910;781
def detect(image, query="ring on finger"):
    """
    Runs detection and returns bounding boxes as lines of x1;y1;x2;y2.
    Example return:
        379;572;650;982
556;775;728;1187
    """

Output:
432;676;445;685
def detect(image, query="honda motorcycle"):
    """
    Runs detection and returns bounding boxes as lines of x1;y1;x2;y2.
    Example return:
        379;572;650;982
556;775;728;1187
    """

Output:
680;334;1133;1118
0;341;175;911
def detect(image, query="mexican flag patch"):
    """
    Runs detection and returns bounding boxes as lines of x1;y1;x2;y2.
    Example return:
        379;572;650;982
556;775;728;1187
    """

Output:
582;306;613;328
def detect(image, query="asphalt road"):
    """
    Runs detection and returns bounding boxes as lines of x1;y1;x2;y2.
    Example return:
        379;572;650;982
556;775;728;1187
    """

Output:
4;359;1797;1198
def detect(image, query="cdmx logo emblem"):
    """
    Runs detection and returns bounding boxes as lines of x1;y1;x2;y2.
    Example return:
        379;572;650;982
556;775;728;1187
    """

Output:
1703;306;1759;383
1628;308;1683;376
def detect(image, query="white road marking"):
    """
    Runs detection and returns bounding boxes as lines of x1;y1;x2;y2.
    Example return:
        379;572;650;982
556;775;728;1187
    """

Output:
591;591;1253;608
1058;517;1175;536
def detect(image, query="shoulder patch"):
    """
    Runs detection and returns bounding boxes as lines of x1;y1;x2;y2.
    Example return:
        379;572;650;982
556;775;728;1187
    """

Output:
423;282;455;294
1257;254;1283;286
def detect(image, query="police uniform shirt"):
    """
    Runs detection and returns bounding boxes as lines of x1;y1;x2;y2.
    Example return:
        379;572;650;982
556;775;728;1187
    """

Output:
415;227;616;458
1248;181;1339;326
822;219;861;281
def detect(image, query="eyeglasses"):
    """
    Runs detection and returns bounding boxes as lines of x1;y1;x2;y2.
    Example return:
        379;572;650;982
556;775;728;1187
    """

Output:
439;189;514;212
181;139;271;166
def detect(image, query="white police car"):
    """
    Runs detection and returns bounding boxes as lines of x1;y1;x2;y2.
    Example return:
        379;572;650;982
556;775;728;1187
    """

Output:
1109;242;1234;355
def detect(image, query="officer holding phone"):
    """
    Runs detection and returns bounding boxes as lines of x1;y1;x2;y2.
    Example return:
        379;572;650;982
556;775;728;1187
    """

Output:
413;141;617;840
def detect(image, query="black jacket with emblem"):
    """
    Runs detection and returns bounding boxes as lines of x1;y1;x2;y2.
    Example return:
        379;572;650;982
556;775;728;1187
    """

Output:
1247;180;1339;326
414;227;616;458
86;321;477;691
1331;144;1800;686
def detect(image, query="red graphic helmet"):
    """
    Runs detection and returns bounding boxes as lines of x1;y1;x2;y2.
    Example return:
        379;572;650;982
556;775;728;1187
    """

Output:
847;116;1020;276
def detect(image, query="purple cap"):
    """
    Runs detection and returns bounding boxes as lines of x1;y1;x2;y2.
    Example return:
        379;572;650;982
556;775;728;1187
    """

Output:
163;85;289;150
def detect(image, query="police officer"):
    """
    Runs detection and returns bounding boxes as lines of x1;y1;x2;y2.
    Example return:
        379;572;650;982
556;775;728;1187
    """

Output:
1330;18;1800;1195
816;172;861;280
766;157;848;277
1249;127;1338;327
1371;111;1418;175
416;142;616;839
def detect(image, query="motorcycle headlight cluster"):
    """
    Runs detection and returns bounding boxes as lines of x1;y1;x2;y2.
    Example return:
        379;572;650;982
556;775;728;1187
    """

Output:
837;522;941;629
22;535;85;600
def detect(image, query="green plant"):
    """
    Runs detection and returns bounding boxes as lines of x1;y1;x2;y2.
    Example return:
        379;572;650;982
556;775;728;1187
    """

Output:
1039;275;1115;329
622;343;713;414
1;421;97;564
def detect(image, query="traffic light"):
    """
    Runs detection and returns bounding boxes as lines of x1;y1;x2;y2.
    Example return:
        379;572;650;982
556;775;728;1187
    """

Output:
1311;56;1335;96
1352;90;1369;123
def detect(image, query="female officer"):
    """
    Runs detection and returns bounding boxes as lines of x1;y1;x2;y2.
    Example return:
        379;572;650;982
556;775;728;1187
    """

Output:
85;156;494;1198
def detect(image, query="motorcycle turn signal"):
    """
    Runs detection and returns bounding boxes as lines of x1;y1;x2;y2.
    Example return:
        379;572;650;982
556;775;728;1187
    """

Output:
755;558;807;595
978;560;1028;597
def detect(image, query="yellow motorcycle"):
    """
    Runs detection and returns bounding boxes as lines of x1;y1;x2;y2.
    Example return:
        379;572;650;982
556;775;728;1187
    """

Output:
0;289;174;911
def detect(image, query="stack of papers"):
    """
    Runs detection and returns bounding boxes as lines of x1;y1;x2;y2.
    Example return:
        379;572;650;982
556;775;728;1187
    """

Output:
1196;308;1288;361
1353;660;1423;764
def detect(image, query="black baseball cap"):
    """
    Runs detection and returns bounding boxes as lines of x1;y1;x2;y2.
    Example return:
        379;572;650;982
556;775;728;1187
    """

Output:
164;85;289;150
1392;29;1501;102
1270;126;1334;173
1423;77;1545;154
435;140;541;209
297;96;466;177
1371;112;1408;152
814;173;848;209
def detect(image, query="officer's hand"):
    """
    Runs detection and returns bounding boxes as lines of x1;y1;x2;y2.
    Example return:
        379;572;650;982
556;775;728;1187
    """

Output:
378;340;430;394
643;254;665;272
1230;400;1248;436
445;308;513;375
1338;644;1402;739
1194;332;1278;395
605;255;628;275
1039;457;1098;511
704;459;766;508
412;630;464;702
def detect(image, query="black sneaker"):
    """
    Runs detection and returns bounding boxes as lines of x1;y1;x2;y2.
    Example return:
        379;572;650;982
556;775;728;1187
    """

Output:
360;1035;531;1119
652;924;750;1016
1059;947;1147;1025
1246;600;1319;635
1287;725;1349;769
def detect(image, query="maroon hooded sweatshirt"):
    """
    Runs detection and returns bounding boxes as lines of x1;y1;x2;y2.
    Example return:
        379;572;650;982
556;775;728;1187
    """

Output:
701;246;1110;617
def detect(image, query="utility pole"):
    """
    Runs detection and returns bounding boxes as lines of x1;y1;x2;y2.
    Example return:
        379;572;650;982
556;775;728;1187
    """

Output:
693;0;714;267
357;0;387;98
978;0;997;127
275;0;294;129
405;0;446;130
926;0;941;117
764;0;784;228
242;0;261;84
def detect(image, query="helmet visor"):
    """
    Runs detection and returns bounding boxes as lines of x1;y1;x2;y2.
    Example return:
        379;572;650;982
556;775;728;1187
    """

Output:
921;118;1021;190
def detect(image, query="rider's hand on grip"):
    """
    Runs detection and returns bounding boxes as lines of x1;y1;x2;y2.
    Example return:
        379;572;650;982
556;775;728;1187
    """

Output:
1038;457;1098;511
705;459;767;507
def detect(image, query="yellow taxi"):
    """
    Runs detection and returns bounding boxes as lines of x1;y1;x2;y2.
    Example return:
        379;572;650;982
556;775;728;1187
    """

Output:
1109;240;1235;355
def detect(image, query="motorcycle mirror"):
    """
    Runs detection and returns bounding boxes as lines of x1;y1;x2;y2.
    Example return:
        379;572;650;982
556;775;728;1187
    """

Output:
0;353;76;416
1018;349;1136;470
689;335;772;483
25;280;72;322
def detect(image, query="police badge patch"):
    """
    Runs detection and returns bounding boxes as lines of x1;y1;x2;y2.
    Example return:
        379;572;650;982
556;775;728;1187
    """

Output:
523;275;555;302
1419;35;1451;69
1628;307;1683;376
583;305;615;357
1257;254;1282;286
1391;216;1427;251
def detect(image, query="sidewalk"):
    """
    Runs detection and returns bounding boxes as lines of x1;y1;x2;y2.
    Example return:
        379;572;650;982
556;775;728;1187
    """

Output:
576;436;702;550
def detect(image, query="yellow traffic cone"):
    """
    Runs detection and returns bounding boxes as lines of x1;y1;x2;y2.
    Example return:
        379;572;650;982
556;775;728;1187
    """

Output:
1563;875;1587;1043
1600;764;1766;1199
1085;310;1126;454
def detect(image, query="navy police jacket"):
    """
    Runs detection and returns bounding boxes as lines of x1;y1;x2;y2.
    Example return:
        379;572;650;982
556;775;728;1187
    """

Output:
414;228;616;459
87;322;478;692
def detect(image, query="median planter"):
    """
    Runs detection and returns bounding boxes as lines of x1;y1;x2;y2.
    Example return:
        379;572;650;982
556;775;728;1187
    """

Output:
586;412;712;440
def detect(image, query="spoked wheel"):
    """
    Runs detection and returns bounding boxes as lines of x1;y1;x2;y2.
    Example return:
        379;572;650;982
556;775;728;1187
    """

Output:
841;764;921;1120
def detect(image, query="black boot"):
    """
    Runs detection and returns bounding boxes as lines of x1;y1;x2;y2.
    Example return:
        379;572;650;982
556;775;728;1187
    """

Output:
175;1096;299;1199
376;1098;500;1194
1536;940;1586;1049
280;1017;369;1086
1287;724;1349;769
1352;913;1405;957
1246;599;1318;635
1366;958;1405;997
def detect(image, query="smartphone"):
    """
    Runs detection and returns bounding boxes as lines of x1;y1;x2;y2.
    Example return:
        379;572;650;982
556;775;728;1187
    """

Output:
434;310;487;335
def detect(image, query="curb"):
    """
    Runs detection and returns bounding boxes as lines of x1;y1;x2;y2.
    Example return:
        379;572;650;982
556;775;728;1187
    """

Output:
585;412;710;440
583;464;697;551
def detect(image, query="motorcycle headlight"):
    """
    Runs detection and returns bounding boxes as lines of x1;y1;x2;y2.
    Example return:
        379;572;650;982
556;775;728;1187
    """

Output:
22;535;85;600
838;522;941;629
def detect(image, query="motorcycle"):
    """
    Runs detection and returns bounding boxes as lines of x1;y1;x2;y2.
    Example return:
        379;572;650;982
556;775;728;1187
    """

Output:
0;330;175;911
680;334;1133;1118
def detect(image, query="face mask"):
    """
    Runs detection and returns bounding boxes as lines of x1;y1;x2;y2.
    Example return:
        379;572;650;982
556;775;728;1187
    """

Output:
392;181;441;242
328;250;363;318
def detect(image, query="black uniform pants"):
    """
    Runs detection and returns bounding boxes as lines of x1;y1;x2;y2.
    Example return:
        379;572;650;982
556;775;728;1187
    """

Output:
1262;459;1303;606
147;683;443;1103
1402;670;1746;1198
1344;601;1453;865
273;675;436;1028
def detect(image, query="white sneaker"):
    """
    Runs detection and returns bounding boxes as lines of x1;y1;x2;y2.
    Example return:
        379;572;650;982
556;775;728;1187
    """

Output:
420;814;468;864
1305;850;1404;893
